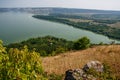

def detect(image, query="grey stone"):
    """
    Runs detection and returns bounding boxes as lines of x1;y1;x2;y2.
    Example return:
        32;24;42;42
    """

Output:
64;61;104;80
83;61;104;72
64;69;76;80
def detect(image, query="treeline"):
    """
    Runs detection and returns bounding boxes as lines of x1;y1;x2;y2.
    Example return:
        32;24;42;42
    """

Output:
6;36;90;56
33;15;120;40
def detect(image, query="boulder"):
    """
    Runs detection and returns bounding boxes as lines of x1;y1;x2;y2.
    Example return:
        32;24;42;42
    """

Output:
83;61;104;72
64;61;104;80
64;69;76;80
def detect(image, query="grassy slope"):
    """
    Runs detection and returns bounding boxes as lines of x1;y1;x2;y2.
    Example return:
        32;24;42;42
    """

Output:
42;45;120;78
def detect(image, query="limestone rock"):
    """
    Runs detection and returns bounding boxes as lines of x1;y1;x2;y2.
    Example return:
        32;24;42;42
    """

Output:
64;61;104;80
83;61;104;72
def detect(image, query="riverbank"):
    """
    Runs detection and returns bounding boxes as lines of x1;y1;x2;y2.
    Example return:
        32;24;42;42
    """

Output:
33;15;120;40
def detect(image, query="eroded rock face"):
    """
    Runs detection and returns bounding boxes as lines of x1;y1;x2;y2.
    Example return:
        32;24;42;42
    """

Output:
64;61;104;80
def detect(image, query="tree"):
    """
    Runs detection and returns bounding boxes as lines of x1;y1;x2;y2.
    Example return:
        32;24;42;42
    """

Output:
73;37;90;50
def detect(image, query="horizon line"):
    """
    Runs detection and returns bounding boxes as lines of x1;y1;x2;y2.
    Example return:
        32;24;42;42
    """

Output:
0;7;120;11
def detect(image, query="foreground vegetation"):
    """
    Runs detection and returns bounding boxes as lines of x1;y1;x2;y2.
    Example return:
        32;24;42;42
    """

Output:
1;37;120;79
33;14;120;40
0;40;47;79
1;39;65;80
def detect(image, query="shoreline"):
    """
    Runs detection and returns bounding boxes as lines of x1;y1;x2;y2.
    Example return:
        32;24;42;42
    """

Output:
32;15;120;41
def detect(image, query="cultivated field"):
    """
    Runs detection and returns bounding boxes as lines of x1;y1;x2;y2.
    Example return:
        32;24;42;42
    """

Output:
109;22;120;29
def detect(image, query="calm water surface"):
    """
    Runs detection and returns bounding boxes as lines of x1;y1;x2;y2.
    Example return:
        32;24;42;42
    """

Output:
0;12;119;44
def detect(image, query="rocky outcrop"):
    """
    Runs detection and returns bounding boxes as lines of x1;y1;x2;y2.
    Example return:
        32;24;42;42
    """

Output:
64;61;104;80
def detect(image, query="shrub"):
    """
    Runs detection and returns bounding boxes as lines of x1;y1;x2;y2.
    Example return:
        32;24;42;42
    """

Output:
0;40;47;80
73;37;90;50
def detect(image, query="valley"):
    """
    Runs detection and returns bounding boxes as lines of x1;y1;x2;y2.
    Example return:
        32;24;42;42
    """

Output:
0;7;120;79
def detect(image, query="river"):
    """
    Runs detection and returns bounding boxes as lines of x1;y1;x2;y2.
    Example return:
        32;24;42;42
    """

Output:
0;12;119;44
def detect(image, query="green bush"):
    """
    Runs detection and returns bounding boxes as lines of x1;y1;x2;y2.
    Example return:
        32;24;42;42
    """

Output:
0;40;47;80
73;37;90;50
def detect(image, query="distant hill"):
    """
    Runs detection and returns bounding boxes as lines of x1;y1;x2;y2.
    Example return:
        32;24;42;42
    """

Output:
0;7;120;14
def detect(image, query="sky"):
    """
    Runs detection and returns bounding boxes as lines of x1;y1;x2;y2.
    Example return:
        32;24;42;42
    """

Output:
0;0;120;11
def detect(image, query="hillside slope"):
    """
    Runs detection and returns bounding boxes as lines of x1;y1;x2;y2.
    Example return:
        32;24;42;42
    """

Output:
42;45;120;78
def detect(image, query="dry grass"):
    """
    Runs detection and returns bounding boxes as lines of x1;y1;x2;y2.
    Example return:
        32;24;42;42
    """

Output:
42;45;120;77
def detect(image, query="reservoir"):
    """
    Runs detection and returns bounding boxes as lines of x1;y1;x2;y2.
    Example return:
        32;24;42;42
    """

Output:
0;12;119;44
